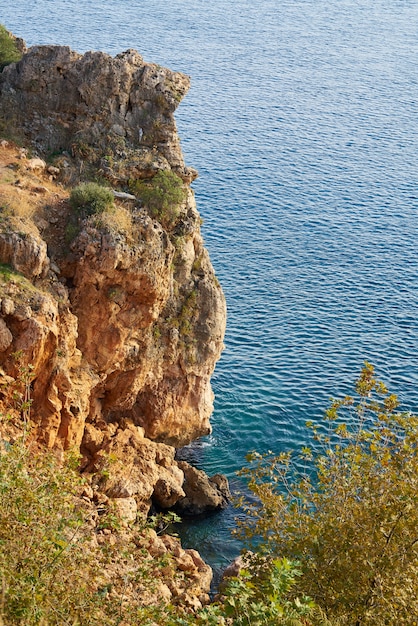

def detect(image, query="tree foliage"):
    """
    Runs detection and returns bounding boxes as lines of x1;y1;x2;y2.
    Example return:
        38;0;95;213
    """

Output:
235;362;418;625
200;555;316;626
0;25;21;70
129;169;186;227
0;441;98;624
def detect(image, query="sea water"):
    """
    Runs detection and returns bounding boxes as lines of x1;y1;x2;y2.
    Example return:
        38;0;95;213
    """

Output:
2;0;418;576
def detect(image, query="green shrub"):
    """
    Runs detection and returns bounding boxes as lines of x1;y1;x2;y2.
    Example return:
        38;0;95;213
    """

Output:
0;442;97;624
197;555;315;626
235;363;418;625
69;182;114;216
129;170;186;227
65;223;79;246
0;25;21;69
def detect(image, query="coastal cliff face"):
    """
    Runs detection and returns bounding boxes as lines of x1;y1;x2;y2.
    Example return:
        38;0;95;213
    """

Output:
0;33;229;615
0;45;195;181
0;42;226;525
0;43;225;448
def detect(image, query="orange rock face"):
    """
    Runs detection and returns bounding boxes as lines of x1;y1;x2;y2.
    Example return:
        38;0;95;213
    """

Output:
0;42;226;454
0;39;229;613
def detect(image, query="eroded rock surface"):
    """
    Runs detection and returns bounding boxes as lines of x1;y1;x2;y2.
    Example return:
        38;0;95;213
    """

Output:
0;42;226;452
0;44;196;182
0;34;228;616
175;460;231;516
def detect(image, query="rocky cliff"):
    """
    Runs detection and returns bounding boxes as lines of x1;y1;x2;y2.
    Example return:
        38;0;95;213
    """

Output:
0;40;227;527
0;41;226;443
0;36;229;610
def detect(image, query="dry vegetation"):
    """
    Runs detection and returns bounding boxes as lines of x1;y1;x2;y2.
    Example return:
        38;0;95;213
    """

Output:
0;142;140;258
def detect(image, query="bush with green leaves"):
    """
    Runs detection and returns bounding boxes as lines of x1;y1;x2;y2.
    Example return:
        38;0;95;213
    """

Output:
130;169;186;227
0;25;21;70
0;441;99;624
195;555;316;626
235;363;418;625
69;181;114;216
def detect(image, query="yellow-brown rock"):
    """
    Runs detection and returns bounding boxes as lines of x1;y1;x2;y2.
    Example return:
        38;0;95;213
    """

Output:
0;35;227;618
0;42;226;453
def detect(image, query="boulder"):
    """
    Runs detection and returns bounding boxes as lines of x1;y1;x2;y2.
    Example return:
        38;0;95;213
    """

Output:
222;553;252;579
0;228;50;279
25;157;46;173
175;461;230;516
110;496;138;526
0;318;12;351
153;465;185;508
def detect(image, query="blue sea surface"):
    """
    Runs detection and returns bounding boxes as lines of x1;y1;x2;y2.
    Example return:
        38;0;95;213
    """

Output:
2;0;418;576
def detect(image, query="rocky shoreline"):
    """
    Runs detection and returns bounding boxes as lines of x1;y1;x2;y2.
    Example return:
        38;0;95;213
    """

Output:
0;32;229;613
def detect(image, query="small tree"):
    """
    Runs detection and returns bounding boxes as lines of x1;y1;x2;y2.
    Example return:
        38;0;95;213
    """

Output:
236;363;418;625
0;25;21;69
130;169;186;227
198;555;315;626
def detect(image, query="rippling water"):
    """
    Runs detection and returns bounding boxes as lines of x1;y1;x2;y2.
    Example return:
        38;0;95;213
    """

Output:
3;0;418;575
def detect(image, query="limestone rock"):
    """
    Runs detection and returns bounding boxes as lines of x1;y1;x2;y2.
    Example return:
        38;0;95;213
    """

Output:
0;225;49;279
144;528;168;558
47;165;60;176
161;534;213;593
0;40;226;507
222;554;252;579
82;423;105;455
0;44;190;176
25;157;46;173
0;318;12;351
175;461;230;516
110;496;138;526
139;528;212;601
1;298;15;316
153;465;185;508
85;422;185;513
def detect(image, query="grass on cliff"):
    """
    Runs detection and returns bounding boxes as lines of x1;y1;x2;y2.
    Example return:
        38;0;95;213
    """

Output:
0;263;41;300
70;181;114;216
0;25;22;70
0;193;37;220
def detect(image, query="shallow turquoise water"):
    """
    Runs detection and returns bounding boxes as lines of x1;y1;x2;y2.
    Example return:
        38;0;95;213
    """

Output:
3;0;418;576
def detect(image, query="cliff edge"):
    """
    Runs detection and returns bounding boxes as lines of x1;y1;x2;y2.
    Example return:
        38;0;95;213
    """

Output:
0;43;226;450
0;32;230;616
0;37;228;524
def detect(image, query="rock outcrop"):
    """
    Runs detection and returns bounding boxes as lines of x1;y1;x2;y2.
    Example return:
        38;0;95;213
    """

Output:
175;461;231;516
0;44;197;183
0;34;229;615
0;42;226;451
